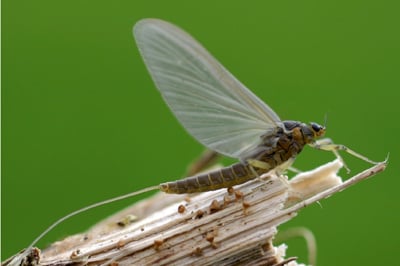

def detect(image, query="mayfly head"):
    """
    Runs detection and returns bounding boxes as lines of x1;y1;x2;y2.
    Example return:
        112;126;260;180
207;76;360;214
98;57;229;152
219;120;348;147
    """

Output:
310;122;326;138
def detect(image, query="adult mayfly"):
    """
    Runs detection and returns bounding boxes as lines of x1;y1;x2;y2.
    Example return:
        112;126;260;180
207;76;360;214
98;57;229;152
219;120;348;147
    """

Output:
7;18;379;265
134;18;378;194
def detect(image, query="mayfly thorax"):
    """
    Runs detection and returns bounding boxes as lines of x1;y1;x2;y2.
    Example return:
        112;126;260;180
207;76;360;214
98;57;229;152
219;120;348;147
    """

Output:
7;18;380;266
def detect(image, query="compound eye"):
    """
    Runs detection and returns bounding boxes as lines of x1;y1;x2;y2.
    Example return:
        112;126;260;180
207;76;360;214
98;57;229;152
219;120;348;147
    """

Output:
311;122;322;132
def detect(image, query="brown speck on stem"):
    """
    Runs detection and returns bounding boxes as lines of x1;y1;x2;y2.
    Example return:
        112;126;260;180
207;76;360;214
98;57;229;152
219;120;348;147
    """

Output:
69;249;80;259
205;232;214;242
116;239;126;249
178;204;186;213
195;209;204;219
192;247;203;256
242;201;251;215
209;199;221;213
234;190;244;200
153;239;164;250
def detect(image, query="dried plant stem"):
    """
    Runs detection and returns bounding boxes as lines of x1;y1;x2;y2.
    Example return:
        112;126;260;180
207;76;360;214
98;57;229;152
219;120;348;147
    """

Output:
4;160;386;266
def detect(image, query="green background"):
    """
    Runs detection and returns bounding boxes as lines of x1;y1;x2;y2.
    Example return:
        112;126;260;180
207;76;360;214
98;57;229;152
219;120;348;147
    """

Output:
3;0;399;264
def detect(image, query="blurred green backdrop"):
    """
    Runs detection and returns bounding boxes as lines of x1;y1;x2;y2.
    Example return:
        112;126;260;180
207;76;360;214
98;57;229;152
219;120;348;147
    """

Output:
3;0;399;264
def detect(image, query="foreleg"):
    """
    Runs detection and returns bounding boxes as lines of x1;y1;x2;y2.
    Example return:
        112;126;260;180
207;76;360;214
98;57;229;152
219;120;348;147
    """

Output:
309;138;380;173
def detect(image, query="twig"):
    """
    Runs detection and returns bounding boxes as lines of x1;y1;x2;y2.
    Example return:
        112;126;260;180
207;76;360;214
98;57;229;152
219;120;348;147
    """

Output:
4;159;386;266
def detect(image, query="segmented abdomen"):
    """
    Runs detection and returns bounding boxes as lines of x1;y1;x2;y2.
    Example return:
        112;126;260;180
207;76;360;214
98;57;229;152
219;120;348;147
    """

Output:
160;162;267;194
159;123;309;194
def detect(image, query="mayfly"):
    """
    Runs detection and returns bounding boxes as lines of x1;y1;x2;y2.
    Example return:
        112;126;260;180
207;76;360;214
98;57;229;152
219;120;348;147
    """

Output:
133;18;378;194
7;18;379;265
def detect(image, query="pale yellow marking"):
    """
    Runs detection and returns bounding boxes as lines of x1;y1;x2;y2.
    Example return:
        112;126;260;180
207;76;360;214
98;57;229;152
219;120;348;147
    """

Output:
247;159;271;170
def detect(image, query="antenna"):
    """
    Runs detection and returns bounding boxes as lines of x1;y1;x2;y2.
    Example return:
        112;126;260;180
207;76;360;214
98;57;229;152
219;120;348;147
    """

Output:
323;113;328;128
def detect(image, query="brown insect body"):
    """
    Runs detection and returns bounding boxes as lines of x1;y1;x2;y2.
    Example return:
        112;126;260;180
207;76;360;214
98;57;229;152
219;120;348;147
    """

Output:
160;120;325;194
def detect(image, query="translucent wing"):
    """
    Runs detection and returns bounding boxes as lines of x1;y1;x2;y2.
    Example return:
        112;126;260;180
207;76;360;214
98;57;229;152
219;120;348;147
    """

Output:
133;19;281;159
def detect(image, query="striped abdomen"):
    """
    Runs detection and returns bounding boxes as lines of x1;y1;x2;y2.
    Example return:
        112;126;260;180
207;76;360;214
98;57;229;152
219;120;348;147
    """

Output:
160;162;268;194
160;121;315;194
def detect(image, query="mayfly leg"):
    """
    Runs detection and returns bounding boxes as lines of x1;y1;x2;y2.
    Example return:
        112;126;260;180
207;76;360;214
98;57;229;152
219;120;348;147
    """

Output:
247;157;295;189
310;138;380;172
